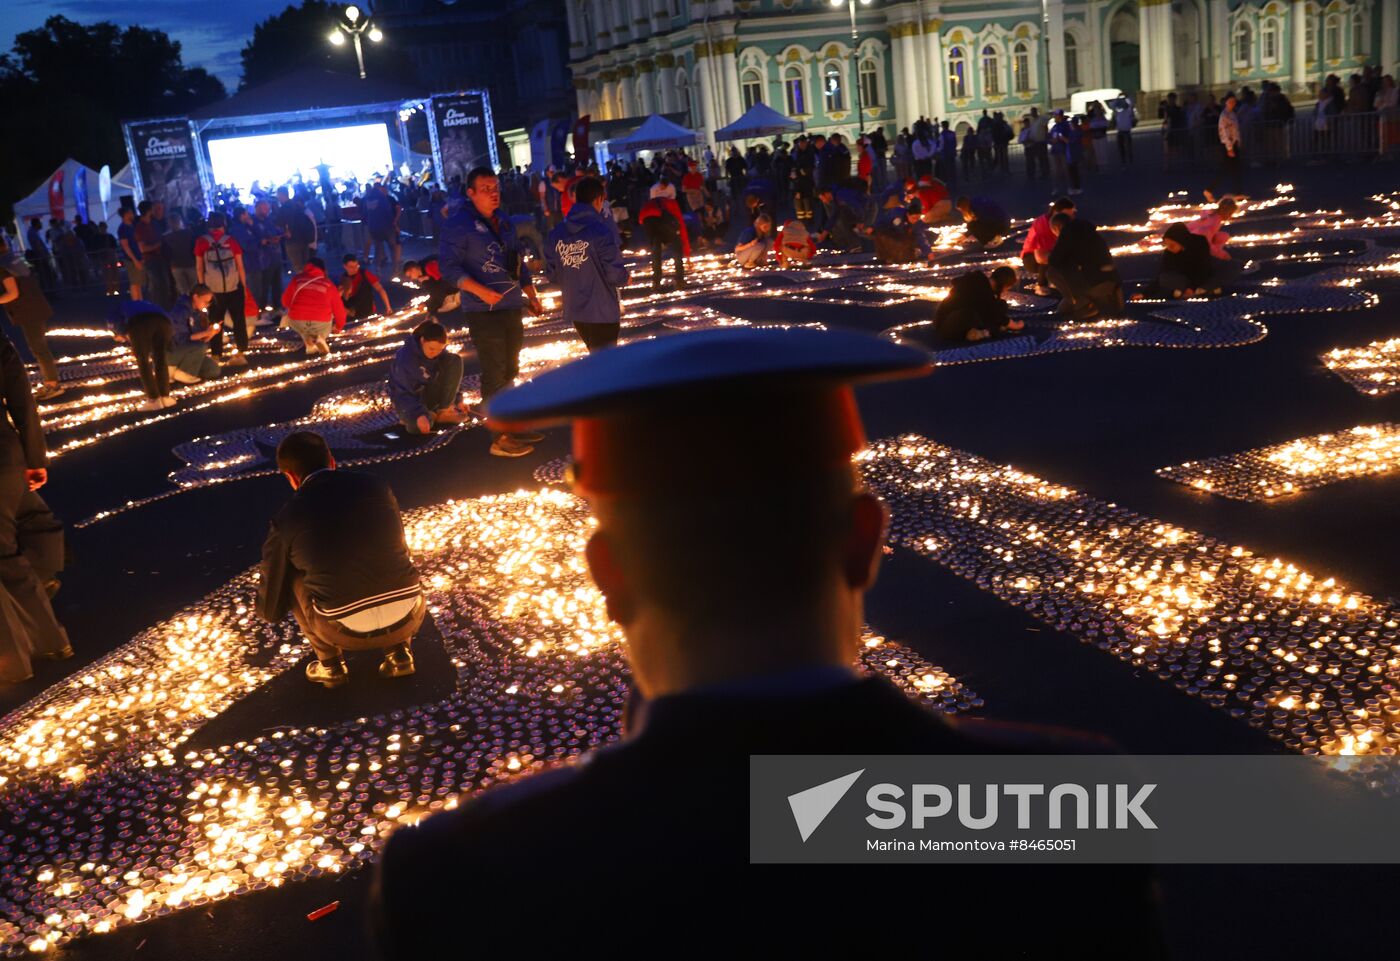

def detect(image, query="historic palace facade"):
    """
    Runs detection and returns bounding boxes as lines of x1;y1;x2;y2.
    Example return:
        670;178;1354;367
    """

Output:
566;0;1399;140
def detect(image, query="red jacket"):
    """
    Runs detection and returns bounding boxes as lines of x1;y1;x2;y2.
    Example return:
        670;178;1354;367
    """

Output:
282;264;349;332
638;197;691;257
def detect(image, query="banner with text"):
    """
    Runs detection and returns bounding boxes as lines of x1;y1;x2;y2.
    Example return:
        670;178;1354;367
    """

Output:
429;91;497;185
125;118;205;213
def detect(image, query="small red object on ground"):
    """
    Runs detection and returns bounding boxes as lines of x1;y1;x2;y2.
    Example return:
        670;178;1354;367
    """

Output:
306;901;340;922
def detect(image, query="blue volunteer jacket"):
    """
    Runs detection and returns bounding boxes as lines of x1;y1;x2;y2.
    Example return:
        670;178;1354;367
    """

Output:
228;219;263;274
166;294;211;347
543;203;629;327
387;335;454;423
438;203;533;313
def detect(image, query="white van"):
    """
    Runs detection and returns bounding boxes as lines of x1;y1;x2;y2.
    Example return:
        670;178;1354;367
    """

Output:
1070;88;1134;120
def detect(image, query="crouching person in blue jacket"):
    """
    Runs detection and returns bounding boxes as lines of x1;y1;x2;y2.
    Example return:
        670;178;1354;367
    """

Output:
544;176;630;353
387;320;466;435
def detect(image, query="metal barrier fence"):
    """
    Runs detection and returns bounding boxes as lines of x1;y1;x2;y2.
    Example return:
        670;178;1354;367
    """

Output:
879;111;1399;185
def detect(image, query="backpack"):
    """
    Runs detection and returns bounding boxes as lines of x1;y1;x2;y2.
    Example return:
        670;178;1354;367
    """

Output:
200;233;240;293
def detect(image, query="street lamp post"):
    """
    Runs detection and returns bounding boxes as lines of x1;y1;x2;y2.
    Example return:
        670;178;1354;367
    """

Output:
831;0;873;136
329;4;383;80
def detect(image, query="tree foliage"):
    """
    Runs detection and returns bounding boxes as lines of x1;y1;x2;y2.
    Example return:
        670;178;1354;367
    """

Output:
0;16;225;220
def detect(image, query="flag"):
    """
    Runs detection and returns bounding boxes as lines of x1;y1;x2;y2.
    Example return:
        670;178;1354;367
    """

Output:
48;170;65;221
550;121;570;169
529;119;552;175
572;115;591;161
74;168;89;223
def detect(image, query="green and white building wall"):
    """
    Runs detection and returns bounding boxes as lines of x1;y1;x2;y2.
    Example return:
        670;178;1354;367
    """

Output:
565;0;1399;141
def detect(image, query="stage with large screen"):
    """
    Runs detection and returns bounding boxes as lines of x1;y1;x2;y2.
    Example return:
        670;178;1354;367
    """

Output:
205;122;394;193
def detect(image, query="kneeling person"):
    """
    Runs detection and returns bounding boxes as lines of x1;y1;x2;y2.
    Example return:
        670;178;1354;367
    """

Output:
339;254;392;321
402;259;460;316
1156;223;1222;299
936;266;1022;342
258;431;425;687
166;284;221;384
388;321;466;435
283;257;347;356
1047;213;1123;319
956;195;1010;249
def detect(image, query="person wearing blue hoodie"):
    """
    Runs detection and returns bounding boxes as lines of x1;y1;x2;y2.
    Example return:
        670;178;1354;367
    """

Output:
544;177;630;353
387;320;466;435
439;167;545;458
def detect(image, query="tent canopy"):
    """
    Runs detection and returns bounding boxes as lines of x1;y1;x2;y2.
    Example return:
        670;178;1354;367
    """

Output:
11;158;135;245
608;113;698;153
715;102;803;142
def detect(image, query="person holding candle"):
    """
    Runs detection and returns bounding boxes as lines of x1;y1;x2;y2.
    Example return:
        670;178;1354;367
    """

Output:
387;320;466;435
935;266;1024;342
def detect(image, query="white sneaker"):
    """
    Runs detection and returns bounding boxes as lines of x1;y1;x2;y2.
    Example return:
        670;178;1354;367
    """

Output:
140;398;164;412
169;366;200;385
159;396;177;409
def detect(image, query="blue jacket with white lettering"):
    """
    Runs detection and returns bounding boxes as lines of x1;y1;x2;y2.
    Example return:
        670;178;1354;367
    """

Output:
543;203;629;327
437;202;533;313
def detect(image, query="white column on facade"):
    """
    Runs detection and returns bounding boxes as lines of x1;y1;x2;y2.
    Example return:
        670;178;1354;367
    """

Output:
1211;0;1232;86
618;71;636;117
924;20;946;120
638;63;657;114
1047;0;1067;102
1138;0;1175;92
564;1;581;48
657;62;677;112
697;53;720;141
1289;0;1308;89
909;22;930;119
893;26;920;128
1381;0;1399;76
720;43;743;127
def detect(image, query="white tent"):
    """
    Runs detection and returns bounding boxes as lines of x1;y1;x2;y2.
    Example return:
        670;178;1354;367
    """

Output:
10;158;135;249
714;102;803;142
608;114;699;153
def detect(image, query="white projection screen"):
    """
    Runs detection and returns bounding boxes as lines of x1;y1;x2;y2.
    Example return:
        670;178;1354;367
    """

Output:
206;123;393;190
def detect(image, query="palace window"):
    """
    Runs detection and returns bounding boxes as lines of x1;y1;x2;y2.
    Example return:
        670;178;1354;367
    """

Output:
982;44;1002;97
1013;41;1031;94
1065;33;1081;88
1232;20;1253;69
823;60;845;113
1261;18;1279;65
784;64;808;115
859;58;880;107
742;68;764;110
948;45;967;99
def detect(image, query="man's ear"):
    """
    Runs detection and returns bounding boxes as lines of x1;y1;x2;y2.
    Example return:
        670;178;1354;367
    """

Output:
585;530;634;626
282;470;300;491
326;453;337;471
844;492;888;591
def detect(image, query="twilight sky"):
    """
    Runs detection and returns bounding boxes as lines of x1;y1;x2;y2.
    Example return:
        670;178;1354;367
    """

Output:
0;0;305;91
